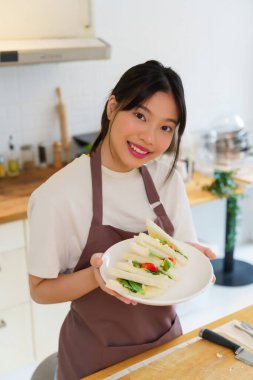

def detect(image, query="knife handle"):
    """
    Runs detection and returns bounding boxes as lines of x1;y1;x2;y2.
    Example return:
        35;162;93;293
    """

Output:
199;329;241;353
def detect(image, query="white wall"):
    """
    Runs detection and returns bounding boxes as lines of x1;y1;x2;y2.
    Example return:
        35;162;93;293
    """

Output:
0;0;252;158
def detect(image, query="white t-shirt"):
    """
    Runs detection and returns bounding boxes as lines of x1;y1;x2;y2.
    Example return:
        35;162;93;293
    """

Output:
27;154;197;278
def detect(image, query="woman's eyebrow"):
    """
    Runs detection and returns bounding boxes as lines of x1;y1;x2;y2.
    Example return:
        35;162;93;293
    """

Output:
138;105;178;125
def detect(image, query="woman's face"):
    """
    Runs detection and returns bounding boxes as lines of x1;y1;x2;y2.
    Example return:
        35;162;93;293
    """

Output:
101;91;179;172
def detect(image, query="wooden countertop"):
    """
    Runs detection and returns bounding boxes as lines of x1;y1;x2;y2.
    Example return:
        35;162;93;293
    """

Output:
83;304;253;380
0;167;234;224
0;167;58;223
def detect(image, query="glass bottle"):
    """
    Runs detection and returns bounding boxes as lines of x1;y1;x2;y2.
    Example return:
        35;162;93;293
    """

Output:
7;136;20;176
0;154;6;178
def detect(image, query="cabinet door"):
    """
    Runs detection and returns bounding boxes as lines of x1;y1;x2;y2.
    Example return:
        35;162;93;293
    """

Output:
31;301;70;361
0;0;93;39
0;303;33;374
0;220;25;253
191;198;226;257
0;248;30;310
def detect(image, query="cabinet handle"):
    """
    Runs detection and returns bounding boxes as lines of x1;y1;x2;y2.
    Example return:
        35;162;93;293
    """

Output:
85;0;92;28
0;319;6;328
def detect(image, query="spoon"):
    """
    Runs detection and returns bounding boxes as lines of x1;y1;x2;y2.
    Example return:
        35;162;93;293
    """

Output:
234;323;253;338
242;321;253;332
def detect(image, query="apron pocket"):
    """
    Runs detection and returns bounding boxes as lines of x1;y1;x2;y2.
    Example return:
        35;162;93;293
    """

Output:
102;314;182;369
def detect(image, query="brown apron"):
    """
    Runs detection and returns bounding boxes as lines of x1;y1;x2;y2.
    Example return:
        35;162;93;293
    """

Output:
58;147;182;380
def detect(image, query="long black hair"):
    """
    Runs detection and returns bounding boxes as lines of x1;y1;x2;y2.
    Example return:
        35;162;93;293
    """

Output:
91;60;186;177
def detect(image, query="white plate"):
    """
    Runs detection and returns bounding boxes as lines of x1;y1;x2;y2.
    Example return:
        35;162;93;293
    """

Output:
100;238;214;306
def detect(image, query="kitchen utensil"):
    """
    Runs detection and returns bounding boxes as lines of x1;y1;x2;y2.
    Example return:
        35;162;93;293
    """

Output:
242;321;253;332
203;115;251;165
56;87;71;163
234;323;253;338
199;328;253;366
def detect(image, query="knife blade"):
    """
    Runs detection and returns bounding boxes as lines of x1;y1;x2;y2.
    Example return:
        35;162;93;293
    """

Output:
199;328;253;366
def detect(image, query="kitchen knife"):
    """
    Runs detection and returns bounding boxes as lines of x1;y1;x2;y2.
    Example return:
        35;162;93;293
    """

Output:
199;328;253;366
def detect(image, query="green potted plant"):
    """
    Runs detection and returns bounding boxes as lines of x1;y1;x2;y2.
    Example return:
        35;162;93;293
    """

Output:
203;170;241;258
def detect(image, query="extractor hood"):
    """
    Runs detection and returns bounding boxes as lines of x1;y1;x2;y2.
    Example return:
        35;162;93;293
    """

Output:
0;0;110;66
0;37;110;65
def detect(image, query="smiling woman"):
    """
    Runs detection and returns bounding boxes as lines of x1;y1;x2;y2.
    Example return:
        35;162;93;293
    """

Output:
101;91;178;172
27;60;214;380
92;60;186;176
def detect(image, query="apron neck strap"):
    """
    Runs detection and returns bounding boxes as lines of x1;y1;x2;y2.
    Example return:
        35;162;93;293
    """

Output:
139;165;175;236
90;145;103;224
90;146;174;235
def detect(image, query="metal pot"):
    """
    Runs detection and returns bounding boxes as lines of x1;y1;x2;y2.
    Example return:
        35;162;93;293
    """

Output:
204;124;250;164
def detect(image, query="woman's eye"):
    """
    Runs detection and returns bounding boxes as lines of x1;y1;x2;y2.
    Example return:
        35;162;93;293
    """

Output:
161;125;172;133
135;112;145;121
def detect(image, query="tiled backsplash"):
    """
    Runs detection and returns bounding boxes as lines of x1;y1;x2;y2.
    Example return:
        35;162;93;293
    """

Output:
0;60;113;164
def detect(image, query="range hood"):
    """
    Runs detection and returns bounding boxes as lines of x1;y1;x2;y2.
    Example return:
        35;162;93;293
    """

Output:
0;37;110;65
0;0;110;66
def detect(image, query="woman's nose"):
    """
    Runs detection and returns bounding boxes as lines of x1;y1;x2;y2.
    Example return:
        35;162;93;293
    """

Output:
139;125;155;145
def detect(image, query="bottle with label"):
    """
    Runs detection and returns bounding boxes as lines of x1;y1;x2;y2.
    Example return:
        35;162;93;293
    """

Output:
0;154;6;178
7;136;20;176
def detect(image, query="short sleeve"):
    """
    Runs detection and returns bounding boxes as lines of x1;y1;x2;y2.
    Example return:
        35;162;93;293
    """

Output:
27;191;69;278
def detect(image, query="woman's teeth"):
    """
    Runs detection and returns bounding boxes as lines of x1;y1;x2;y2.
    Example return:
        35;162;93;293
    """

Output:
129;142;148;155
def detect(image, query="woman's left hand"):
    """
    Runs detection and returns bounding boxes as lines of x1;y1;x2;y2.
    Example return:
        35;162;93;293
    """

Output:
188;242;216;283
189;242;217;260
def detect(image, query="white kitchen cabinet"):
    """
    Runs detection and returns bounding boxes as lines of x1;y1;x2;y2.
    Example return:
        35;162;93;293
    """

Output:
191;198;227;258
0;0;94;39
31;301;70;361
0;220;25;252
0;247;30;310
0;303;34;374
0;220;33;374
0;218;71;372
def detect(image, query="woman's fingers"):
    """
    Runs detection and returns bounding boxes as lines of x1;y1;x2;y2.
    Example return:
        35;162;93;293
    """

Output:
189;242;217;259
188;243;217;284
90;252;103;268
90;253;137;305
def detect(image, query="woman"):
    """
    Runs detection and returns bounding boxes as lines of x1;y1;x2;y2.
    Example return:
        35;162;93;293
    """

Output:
28;60;215;379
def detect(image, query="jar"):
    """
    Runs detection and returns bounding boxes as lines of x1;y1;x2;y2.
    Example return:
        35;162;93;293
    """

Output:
20;144;35;171
53;141;62;169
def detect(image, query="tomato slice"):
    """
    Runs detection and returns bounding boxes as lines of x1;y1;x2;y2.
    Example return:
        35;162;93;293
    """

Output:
141;263;159;272
168;256;176;265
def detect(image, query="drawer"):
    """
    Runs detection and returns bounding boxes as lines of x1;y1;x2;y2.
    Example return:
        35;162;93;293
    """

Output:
0;220;25;253
0;303;34;374
0;248;30;309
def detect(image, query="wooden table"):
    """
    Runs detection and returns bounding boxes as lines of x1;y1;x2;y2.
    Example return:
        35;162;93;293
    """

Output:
83;305;253;380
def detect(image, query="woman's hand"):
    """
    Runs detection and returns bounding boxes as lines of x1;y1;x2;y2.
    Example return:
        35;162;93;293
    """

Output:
189;242;217;260
188;242;216;283
90;253;137;305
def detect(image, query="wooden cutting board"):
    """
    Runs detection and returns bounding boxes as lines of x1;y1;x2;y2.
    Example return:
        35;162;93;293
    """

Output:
84;306;253;380
117;337;252;380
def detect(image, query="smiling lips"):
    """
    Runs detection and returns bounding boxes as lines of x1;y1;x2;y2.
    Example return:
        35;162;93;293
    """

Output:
127;141;150;158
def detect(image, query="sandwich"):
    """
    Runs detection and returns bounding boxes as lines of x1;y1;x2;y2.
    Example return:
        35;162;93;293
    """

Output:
146;219;188;261
105;219;189;299
106;261;170;299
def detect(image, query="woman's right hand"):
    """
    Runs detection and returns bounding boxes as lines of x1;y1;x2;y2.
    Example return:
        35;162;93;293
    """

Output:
90;253;137;305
